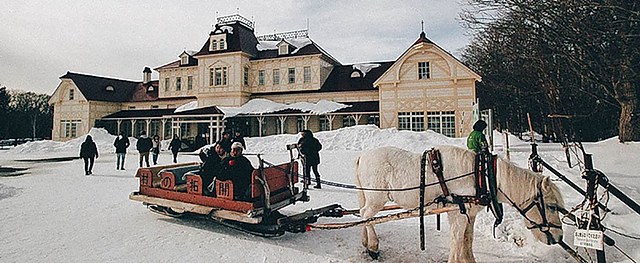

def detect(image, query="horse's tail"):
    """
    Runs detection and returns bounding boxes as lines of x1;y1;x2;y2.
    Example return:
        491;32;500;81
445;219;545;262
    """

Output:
354;155;366;209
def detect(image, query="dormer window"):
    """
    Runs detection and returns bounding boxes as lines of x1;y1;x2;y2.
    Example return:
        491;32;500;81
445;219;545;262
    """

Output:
181;55;188;65
209;34;227;51
211;40;218;51
351;71;363;78
105;85;114;91
279;44;289;55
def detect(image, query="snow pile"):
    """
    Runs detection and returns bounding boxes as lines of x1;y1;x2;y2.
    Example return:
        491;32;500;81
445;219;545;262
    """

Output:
352;63;380;77
7;128;141;155
246;125;463;154
219;99;350;118
174;101;198;113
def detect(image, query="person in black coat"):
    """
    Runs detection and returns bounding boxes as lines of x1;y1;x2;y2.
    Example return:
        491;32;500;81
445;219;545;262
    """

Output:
80;135;99;175
113;133;130;170
231;131;246;149
219;131;232;153
218;142;254;200
136;131;153;167
198;142;228;196
168;135;182;163
298;130;323;188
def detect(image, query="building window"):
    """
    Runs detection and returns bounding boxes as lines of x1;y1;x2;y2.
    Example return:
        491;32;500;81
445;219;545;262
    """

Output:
343;115;357;127
180;123;191;138
418;62;430;79
61;120;81;138
187;76;193;90
303;66;311;83
288;68;295;84
165;78;170;91
276;118;287;134
258;70;265;86
427;111;456;137
243;67;249;86
128;106;136;109
367;115;380;127
398;112;425;132
213;67;227;86
176;77;181;91
181;56;188;65
151;105;159;109
272;69;280;85
278;44;288;55
319;116;330;131
211;40;218;51
219;39;225;50
69;88;74;100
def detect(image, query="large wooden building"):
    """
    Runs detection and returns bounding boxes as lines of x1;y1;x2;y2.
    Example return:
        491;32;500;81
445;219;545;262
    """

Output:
49;14;480;142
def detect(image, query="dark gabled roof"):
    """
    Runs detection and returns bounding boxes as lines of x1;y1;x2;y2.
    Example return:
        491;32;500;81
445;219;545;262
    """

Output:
60;72;140;102
253;62;393;97
169;105;224;116
130;81;159;102
254;41;340;65
193;22;259;57
101;108;176;119
335;101;379;113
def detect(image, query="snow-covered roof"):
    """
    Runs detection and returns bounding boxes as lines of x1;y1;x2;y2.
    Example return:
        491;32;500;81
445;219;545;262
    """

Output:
352;63;381;77
174;101;198;113
256;37;313;54
219;99;350;118
220;25;234;34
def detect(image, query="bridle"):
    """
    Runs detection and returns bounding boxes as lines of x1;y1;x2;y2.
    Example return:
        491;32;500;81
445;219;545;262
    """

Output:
498;184;563;244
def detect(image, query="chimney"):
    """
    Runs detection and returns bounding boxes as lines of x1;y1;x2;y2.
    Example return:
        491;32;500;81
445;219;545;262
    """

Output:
143;67;152;84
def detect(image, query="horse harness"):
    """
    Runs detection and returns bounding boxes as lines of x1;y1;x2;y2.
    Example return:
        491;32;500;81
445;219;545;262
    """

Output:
421;149;504;227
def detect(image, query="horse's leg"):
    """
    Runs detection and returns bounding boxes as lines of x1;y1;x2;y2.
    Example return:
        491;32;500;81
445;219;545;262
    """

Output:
360;197;385;259
447;206;480;263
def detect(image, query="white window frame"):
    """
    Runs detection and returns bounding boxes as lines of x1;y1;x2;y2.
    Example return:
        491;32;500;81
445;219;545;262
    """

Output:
211;40;218;51
243;67;249;86
319;116;330;131
181;55;188;65
69;88;74;100
398;112;425;132
278;44;288;55
164;78;170;91
288;68;295;84
418;62;430;79
272;69;279;85
219;39;225;50
214;66;228;86
61;120;81;138
258;70;265;86
187;76;193;90
427;111;456;137
303;66;311;83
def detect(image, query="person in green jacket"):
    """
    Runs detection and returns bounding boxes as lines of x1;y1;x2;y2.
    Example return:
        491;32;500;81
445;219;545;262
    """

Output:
467;120;489;153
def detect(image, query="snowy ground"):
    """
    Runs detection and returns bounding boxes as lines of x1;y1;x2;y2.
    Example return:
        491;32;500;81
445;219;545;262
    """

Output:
1;126;638;262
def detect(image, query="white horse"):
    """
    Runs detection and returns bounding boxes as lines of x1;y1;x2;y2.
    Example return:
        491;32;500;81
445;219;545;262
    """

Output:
355;146;564;262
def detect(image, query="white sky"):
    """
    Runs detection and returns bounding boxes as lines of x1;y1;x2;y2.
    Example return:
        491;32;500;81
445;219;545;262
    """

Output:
0;0;471;95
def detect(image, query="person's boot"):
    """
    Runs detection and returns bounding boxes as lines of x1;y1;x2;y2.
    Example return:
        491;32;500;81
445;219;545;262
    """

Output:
313;184;321;189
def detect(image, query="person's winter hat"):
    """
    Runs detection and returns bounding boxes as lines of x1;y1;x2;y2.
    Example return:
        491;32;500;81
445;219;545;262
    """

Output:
473;120;487;132
231;142;244;150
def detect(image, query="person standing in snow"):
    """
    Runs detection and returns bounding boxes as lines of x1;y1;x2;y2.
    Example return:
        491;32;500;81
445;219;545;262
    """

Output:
168;134;182;163
467;120;489;153
298;130;323;189
113;133;130;170
80;135;99;175
151;135;161;165
136;131;153;167
231;131;246;149
219;131;232;153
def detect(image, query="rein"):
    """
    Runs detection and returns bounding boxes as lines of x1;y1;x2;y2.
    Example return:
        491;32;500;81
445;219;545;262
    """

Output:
498;186;562;244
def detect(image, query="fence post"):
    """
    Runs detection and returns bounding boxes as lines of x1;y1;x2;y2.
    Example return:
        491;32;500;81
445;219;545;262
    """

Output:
583;154;606;263
529;143;541;172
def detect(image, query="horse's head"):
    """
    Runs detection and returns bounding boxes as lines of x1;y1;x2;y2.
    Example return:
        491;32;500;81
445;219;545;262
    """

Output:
520;176;565;245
